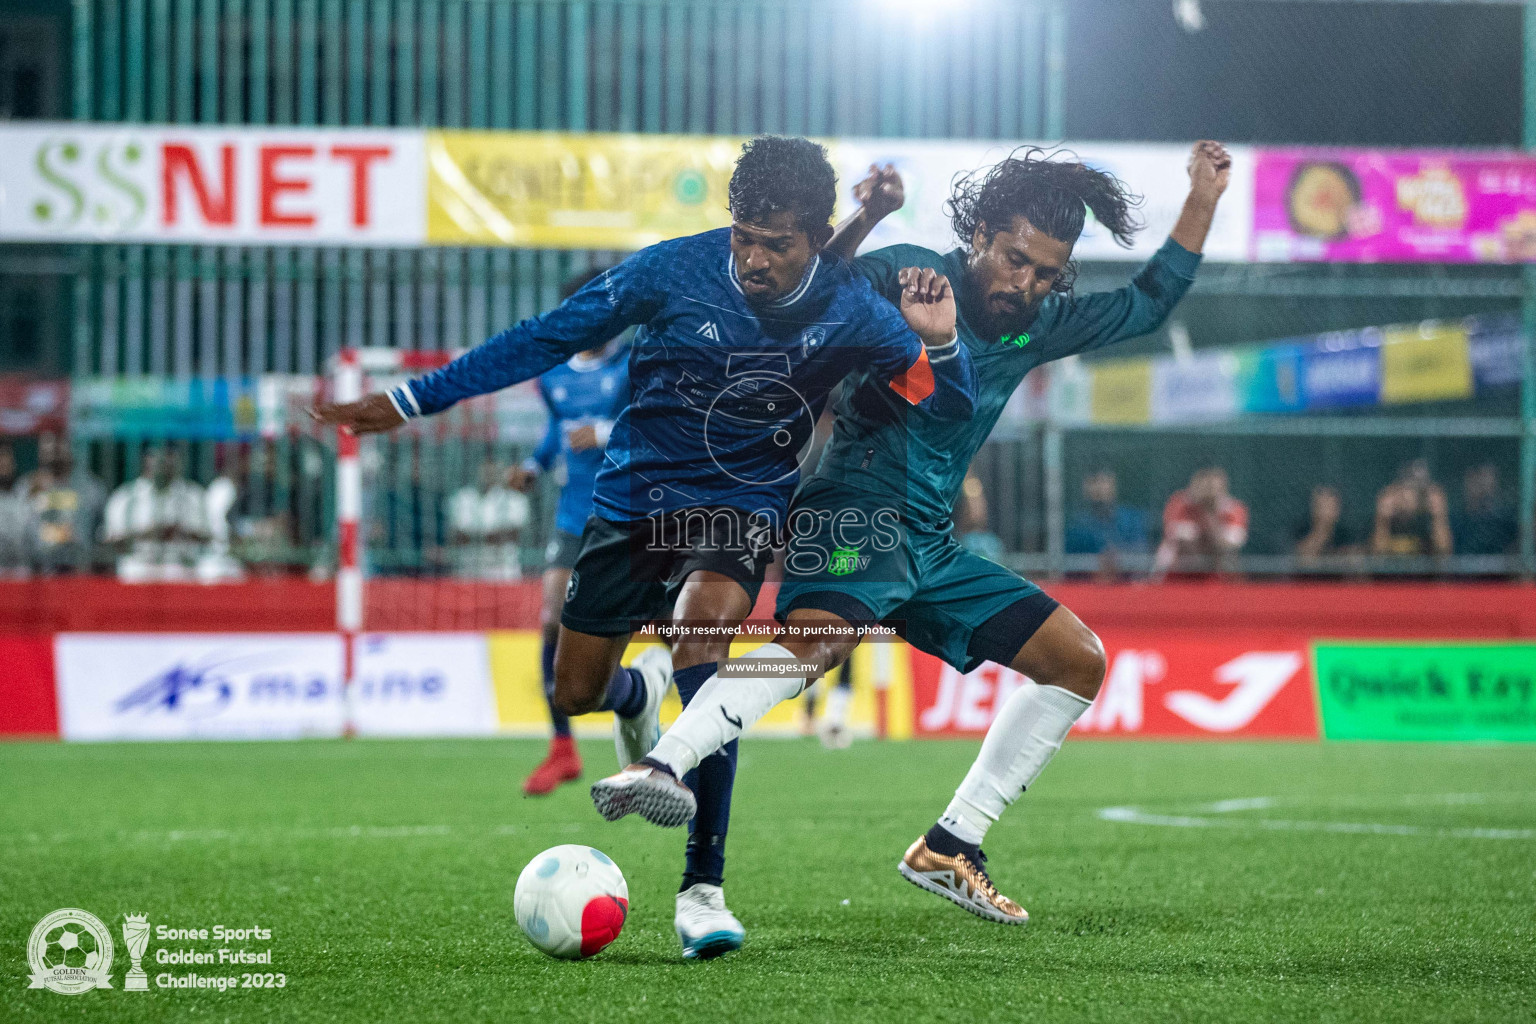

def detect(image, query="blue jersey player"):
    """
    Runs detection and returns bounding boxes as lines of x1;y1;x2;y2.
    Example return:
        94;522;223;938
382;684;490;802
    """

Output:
313;136;978;959
516;268;632;798
603;143;1232;926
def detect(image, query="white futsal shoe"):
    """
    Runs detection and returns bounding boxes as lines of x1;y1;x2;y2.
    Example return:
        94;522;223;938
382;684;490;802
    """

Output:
591;762;697;827
613;644;672;768
675;883;745;960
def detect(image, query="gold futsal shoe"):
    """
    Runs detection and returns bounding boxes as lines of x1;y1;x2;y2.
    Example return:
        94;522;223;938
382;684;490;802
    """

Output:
898;835;1029;925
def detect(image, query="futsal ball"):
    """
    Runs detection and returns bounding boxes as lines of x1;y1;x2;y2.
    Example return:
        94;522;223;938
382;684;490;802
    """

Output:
514;845;629;959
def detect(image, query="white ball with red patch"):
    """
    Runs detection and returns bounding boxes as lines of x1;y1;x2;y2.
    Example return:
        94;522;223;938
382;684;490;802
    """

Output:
514;845;630;960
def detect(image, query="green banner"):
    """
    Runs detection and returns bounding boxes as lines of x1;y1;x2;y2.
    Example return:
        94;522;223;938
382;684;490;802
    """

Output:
1313;643;1536;742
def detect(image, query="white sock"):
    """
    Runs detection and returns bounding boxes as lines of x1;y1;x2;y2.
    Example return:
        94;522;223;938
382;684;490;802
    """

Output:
649;643;804;776
823;683;852;728
938;682;1092;846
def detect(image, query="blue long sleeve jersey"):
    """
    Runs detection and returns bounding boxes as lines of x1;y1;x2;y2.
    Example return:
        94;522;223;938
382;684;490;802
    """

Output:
529;343;632;536
391;228;977;524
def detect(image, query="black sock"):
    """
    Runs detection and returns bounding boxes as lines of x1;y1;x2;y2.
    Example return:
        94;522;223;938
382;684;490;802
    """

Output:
638;756;675;778
925;822;980;860
598;664;646;719
674;662;733;891
541;634;571;739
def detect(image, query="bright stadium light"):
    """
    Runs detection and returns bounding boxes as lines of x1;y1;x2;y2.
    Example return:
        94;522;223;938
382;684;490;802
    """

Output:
1173;0;1206;32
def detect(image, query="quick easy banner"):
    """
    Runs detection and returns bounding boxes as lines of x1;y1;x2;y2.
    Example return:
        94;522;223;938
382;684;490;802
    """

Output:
1252;148;1536;263
1313;642;1536;742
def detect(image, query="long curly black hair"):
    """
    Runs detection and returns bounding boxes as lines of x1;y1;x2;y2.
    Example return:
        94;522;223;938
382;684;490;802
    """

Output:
946;148;1143;294
728;135;837;234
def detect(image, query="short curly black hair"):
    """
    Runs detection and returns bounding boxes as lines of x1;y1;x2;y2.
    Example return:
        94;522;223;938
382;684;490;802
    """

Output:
728;135;837;235
948;148;1144;293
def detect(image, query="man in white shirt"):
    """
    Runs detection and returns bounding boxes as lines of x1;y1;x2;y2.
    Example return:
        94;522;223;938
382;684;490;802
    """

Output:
103;448;209;582
448;458;531;580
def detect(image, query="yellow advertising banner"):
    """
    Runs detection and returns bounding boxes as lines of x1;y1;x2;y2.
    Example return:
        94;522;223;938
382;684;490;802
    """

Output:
427;131;745;249
1379;325;1474;404
1089;358;1154;424
485;632;901;739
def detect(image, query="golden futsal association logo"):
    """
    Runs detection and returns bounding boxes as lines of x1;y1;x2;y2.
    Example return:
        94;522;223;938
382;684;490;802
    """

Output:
26;909;115;995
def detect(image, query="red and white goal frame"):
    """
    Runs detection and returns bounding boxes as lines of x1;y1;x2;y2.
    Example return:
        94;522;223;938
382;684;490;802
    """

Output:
330;347;456;731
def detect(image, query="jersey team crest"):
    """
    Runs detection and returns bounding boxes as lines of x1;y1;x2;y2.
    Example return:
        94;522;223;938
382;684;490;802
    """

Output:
26;908;115;995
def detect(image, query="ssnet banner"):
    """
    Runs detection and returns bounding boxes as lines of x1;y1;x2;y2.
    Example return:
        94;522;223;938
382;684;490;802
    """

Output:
2;122;1531;262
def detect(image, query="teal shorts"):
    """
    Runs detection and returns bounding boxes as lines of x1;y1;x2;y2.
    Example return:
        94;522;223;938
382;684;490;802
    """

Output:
775;479;1058;672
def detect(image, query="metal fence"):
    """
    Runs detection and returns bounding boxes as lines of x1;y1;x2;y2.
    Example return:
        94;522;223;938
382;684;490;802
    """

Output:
2;0;1534;583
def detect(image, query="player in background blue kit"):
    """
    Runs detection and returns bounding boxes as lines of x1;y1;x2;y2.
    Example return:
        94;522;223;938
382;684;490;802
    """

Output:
313;136;977;960
516;269;632;797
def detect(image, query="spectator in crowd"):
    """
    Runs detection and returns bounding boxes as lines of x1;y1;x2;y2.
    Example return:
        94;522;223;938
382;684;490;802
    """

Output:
0;441;28;573
1293;484;1361;564
229;444;294;567
954;472;1005;562
1371;459;1452;559
1066;468;1150;576
18;432;107;574
1154;466;1248;576
102;447;209;582
1453;463;1517;556
372;445;447;575
449;457;531;580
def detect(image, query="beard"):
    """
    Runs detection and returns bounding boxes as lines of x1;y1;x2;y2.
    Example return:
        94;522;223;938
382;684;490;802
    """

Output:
977;291;1043;340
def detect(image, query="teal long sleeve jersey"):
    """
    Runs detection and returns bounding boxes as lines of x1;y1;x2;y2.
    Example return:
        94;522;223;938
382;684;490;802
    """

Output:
810;237;1202;526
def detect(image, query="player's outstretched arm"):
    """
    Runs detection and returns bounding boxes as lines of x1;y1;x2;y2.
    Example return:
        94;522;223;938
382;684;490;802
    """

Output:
826;164;904;262
885;267;977;421
1036;143;1231;363
312;261;657;433
1169;141;1231;255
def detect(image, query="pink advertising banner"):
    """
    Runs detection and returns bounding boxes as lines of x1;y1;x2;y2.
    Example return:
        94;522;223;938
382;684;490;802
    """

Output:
1252;148;1536;264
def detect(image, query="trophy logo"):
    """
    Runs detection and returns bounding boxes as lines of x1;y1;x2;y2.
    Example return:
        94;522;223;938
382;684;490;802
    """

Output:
121;914;150;991
25;908;115;995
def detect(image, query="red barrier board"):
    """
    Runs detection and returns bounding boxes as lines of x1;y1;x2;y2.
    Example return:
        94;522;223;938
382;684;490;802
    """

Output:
0;635;59;737
911;633;1319;739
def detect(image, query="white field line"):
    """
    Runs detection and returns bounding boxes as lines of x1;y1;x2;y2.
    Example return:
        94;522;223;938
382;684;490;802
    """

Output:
1098;793;1536;841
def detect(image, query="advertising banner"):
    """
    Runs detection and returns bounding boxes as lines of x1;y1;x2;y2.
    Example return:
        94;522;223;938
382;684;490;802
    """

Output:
70;377;261;440
1378;324;1473;404
1313;642;1536;742
54;632;502;740
1252;149;1536;264
911;634;1318;739
55;633;346;741
1088;358;1153;424
0;377;68;436
349;633;498;737
485;632;890;738
831;139;1256;263
1149;351;1240;423
427;130;744;249
0;635;58;737
0;123;423;246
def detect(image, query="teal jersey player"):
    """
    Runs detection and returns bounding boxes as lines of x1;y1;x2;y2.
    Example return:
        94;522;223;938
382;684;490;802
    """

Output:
780;235;1201;669
597;143;1234;932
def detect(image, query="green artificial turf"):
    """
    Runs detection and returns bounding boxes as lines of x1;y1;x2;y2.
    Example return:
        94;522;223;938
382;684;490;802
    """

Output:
1;738;1533;1023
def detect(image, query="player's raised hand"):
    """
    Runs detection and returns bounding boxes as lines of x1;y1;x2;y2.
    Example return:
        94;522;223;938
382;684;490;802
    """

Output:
897;267;956;347
309;393;406;435
853;163;905;222
1187;141;1232;204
